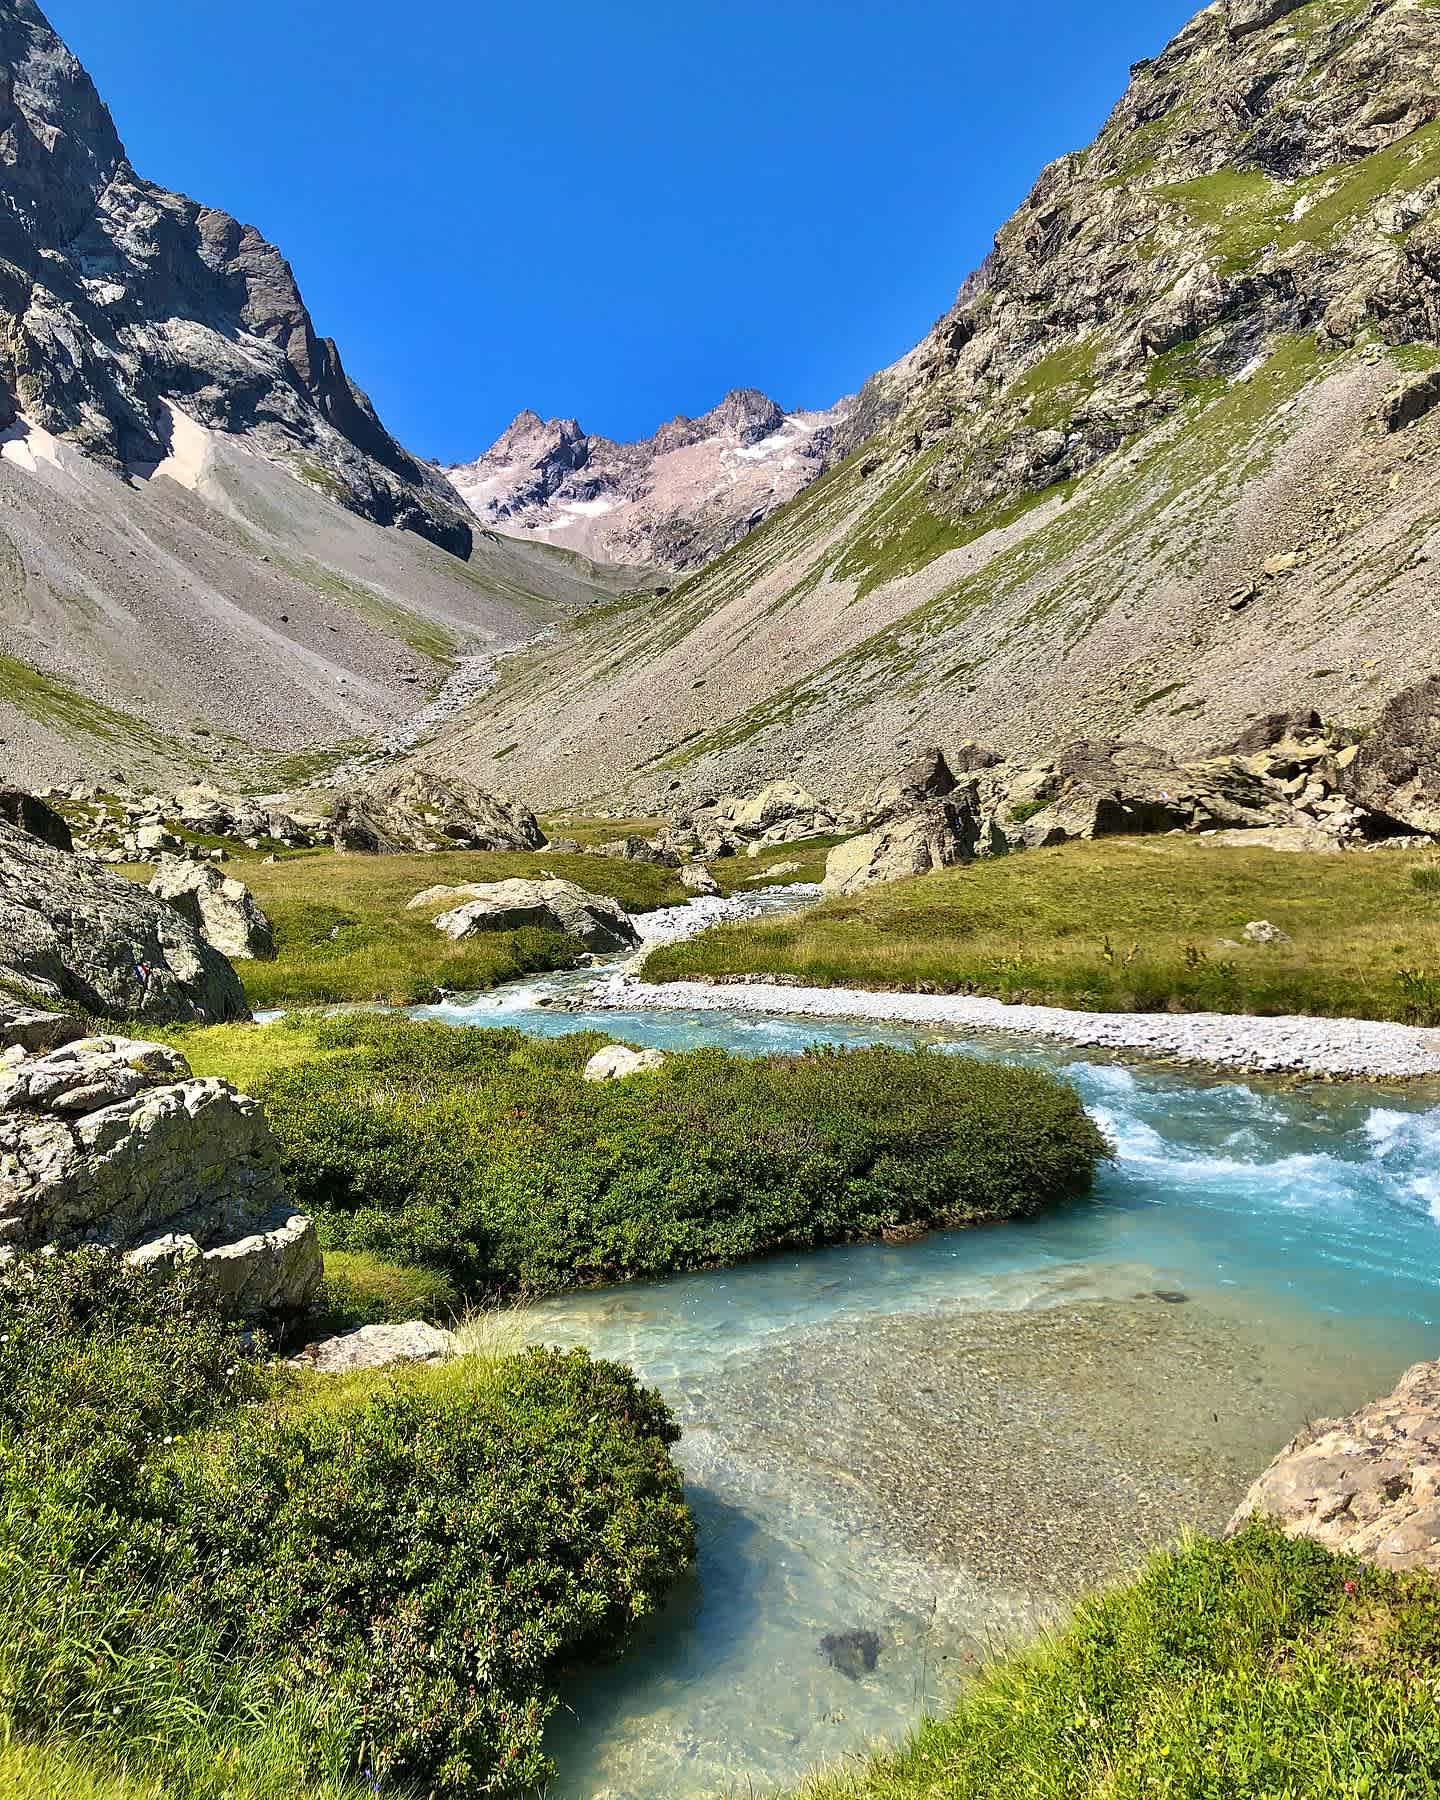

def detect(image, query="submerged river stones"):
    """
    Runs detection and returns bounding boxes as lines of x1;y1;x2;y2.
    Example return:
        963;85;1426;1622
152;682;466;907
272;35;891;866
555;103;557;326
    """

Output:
819;1628;881;1680
679;1288;1413;1603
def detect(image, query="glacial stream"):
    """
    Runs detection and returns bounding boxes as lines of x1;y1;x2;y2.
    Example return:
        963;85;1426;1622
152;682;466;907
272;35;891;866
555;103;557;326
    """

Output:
412;895;1440;1800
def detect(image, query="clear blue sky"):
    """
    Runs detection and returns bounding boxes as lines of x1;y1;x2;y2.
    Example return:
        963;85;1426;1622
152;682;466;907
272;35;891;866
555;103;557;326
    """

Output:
45;0;1194;463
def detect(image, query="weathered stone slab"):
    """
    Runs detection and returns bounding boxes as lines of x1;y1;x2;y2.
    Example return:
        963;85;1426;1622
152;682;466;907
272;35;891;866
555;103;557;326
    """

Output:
1229;1360;1440;1574
291;1319;457;1373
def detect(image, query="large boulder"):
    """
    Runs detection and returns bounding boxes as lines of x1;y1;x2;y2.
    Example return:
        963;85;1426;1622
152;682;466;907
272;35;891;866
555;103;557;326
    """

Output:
589;835;681;867
331;769;546;854
858;747;958;828
1229;1361;1440;1575
824;795;992;896
1015;739;1276;846
0;821;250;1024
418;878;641;954
0;1035;320;1316
1342;678;1440;835
680;863;720;896
170;785;320;848
1213;710;1325;758
708;781;837;844
148;857;275;961
0;787;72;852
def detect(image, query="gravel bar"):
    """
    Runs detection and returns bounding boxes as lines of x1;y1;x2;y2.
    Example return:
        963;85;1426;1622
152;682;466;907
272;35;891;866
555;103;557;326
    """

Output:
590;970;1440;1080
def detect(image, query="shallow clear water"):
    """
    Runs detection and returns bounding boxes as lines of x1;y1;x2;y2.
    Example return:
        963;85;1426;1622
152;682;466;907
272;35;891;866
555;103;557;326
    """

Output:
415;937;1440;1799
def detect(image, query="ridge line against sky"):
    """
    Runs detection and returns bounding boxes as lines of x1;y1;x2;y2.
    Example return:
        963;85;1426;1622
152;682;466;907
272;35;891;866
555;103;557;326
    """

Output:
44;0;1195;462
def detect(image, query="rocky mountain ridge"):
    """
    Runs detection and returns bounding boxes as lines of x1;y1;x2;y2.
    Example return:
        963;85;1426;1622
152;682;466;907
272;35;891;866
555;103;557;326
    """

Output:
448;387;847;569
0;0;636;790
0;0;469;552
422;0;1440;814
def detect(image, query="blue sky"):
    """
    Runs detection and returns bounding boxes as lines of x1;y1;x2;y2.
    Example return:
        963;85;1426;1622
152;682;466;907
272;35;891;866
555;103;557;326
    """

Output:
46;0;1194;462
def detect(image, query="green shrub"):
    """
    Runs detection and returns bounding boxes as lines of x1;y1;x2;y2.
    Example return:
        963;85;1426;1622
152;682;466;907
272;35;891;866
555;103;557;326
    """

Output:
790;1524;1440;1800
240;1015;1108;1294
0;1253;692;1797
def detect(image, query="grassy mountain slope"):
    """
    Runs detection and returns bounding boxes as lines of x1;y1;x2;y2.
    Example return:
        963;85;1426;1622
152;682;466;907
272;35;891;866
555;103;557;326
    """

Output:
0;418;635;789
421;0;1440;811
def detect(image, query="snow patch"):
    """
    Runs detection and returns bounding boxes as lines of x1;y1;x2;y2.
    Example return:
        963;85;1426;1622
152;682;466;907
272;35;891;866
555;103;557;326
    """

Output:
145;400;213;492
0;415;73;476
560;497;620;518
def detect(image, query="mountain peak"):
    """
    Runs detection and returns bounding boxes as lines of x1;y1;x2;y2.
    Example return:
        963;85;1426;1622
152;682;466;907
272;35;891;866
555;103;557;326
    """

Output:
449;388;846;569
0;0;471;554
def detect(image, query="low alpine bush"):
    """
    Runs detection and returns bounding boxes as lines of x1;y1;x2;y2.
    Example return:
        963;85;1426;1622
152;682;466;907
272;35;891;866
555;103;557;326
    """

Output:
0;1252;692;1797
237;1014;1108;1294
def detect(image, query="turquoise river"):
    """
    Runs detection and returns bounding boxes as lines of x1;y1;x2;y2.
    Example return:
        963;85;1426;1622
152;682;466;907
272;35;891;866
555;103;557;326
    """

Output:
414;959;1440;1799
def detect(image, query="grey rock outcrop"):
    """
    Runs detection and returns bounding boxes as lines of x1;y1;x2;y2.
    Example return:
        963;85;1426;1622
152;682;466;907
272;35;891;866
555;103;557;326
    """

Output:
331;769;546;854
1229;1360;1440;1575
419;878;640;954
824;795;989;896
1014;739;1277;847
148;857;275;961
589;835;681;867
0;1034;320;1315
1342;677;1440;835
292;1320;456;1373
0;820;249;1023
0;0;471;555
713;781;837;841
1224;0;1308;39
0;786;71;850
854;748;958;829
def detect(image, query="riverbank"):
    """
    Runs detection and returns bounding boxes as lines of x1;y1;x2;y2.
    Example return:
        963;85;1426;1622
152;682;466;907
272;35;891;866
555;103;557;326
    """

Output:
590;969;1440;1079
514;1047;1440;1799
643;839;1440;1030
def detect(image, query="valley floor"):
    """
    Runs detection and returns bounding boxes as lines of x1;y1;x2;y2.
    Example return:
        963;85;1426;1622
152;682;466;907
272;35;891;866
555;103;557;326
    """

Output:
636;837;1440;1074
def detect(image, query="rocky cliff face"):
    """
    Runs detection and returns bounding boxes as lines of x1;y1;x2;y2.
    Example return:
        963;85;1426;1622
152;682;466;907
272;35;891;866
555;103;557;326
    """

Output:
423;0;1440;813
0;1;638;790
448;388;847;569
0;0;471;554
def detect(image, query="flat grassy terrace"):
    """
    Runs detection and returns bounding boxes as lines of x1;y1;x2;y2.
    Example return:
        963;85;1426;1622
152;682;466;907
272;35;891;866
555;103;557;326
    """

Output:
646;838;1440;1023
117;822;837;1009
